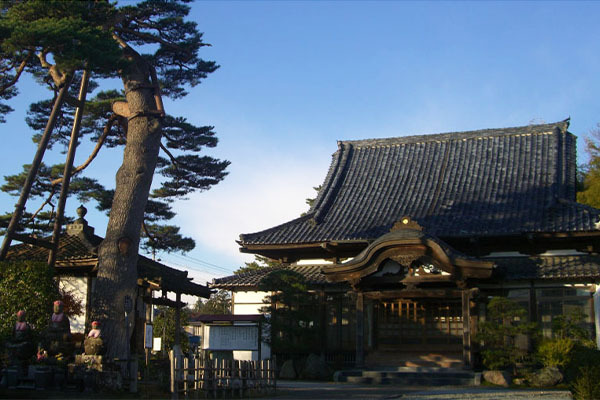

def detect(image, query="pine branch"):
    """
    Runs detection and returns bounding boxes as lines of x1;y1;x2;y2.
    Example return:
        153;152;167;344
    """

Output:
0;54;31;95
160;141;181;169
142;219;157;243
37;51;69;87
26;186;57;224
50;114;118;186
116;26;193;57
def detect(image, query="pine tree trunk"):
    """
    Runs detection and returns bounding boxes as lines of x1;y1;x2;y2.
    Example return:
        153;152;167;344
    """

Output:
90;57;162;360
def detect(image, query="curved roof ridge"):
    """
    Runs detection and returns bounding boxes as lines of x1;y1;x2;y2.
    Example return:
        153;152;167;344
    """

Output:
342;119;570;148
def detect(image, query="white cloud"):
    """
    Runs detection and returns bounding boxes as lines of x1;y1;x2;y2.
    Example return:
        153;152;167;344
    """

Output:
177;151;330;268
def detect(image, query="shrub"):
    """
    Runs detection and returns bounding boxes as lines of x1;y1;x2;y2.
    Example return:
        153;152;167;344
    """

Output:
0;260;59;342
571;366;600;400
565;343;600;383
476;297;537;370
552;310;590;342
537;337;574;368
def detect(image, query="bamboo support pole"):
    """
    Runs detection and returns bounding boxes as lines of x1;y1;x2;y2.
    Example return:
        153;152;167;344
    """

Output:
0;76;73;261
48;69;91;267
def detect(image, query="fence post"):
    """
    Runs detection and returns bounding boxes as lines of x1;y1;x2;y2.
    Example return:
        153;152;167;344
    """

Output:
183;357;189;399
170;350;178;400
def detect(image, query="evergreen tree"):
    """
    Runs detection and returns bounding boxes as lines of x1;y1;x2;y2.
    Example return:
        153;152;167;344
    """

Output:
258;270;320;355
577;125;600;208
0;0;228;359
193;290;231;315
234;255;283;275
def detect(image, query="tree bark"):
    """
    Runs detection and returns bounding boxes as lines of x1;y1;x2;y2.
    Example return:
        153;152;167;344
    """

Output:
90;55;163;360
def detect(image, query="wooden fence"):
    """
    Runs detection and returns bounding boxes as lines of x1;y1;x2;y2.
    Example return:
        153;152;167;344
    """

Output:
169;352;276;399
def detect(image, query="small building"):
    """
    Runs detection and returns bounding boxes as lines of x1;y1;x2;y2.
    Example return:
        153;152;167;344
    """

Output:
214;119;600;369
5;206;211;351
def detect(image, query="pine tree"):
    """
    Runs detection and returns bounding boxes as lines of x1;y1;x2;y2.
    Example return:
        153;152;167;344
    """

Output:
0;0;228;359
577;125;600;208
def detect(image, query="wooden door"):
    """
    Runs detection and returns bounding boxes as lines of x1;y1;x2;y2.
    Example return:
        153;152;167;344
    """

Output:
376;299;463;351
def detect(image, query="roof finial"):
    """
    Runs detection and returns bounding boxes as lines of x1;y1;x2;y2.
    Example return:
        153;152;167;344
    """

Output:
76;204;87;220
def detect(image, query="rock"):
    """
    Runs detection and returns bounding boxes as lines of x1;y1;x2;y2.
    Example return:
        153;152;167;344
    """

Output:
483;370;512;387
299;353;330;380
279;359;296;379
513;377;526;385
529;366;563;387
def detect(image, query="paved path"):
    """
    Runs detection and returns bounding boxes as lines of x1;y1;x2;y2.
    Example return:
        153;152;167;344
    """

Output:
269;380;573;400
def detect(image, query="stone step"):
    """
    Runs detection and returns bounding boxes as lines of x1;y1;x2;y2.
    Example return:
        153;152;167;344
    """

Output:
362;370;474;380
346;375;477;386
335;368;481;386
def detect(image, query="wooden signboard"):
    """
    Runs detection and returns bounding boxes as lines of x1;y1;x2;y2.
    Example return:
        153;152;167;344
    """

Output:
202;325;258;351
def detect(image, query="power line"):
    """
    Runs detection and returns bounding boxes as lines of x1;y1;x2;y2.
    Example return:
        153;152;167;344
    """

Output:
160;252;235;275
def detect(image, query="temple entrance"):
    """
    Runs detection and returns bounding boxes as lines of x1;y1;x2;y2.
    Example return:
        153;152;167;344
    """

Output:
376;299;463;350
367;299;464;367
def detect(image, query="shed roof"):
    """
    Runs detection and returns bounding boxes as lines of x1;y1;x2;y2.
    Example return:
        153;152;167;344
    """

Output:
240;120;600;248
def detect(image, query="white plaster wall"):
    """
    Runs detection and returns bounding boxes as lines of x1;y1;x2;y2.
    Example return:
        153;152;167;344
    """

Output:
58;276;87;333
233;291;269;315
229;291;271;360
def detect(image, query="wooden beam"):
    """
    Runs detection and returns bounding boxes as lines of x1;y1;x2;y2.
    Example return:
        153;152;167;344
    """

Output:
174;292;181;347
143;296;185;308
11;233;53;249
364;289;463;299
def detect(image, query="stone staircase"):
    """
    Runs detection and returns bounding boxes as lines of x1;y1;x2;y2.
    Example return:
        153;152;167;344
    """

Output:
334;367;481;386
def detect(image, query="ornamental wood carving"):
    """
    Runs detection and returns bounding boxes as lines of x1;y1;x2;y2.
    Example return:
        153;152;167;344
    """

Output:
390;216;423;232
389;254;421;267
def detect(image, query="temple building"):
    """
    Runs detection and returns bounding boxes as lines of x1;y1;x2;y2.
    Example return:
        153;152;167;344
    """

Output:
213;119;600;369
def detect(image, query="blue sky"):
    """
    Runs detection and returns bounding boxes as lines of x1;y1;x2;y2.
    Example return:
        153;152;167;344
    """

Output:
2;1;600;287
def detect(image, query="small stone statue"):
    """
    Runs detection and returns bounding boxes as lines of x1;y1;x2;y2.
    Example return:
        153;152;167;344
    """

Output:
84;321;104;355
46;300;72;356
7;310;34;362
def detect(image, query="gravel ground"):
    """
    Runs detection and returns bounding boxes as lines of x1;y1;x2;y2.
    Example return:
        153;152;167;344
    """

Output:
271;381;573;400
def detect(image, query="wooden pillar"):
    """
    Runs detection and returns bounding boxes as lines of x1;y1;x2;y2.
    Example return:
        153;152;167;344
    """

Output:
461;289;472;369
529;282;537;323
319;291;327;355
175;292;181;347
355;292;365;368
145;288;153;368
258;320;262;360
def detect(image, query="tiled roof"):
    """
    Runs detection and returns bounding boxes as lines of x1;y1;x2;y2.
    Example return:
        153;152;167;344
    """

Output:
211;264;340;289
492;254;600;280
211;254;600;289
240;120;600;246
6;232;211;297
6;234;99;265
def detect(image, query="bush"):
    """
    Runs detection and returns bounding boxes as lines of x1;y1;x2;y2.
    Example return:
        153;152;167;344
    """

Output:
537;337;574;368
0;260;59;343
476;297;537;370
571;366;600;400
565;343;600;383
